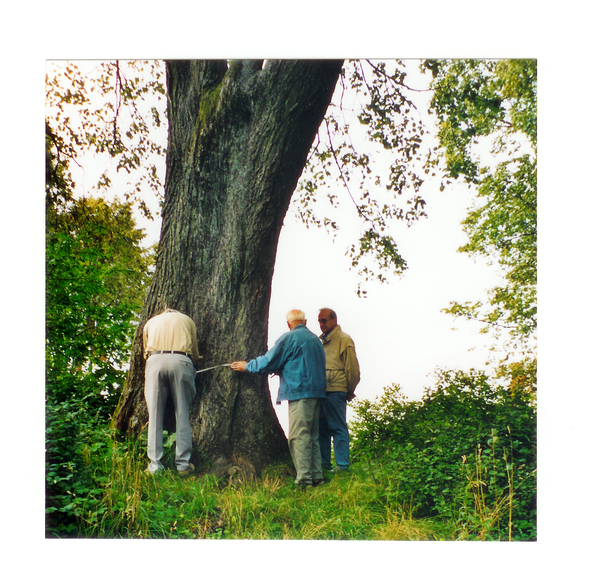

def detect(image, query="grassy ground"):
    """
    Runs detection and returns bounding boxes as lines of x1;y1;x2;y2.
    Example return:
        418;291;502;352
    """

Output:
78;443;453;540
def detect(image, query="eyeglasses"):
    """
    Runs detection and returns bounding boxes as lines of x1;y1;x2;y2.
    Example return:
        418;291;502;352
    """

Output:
318;318;332;324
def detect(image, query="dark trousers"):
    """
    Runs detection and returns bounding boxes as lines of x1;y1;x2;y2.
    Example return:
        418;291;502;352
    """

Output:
318;391;350;469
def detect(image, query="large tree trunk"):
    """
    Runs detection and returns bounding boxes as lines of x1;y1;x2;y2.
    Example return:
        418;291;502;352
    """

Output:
114;59;343;475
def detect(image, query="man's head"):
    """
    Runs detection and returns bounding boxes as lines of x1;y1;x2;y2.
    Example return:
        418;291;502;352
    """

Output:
286;309;306;330
318;308;338;336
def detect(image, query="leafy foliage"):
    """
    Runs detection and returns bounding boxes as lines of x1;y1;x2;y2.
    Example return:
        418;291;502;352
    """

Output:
350;367;537;540
46;196;153;414
294;60;434;294
424;59;537;342
45;396;115;536
45;60;166;219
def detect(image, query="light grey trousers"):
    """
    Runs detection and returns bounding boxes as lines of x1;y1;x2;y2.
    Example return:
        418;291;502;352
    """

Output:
144;353;196;472
288;398;323;485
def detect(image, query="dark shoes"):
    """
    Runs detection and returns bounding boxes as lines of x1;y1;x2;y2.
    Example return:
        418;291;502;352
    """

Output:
296;478;326;491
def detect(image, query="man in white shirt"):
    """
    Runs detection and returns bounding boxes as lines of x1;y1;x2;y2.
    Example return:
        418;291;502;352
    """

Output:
143;308;200;475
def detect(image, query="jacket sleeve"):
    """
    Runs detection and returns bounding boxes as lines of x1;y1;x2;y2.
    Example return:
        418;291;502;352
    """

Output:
341;340;360;394
245;334;288;375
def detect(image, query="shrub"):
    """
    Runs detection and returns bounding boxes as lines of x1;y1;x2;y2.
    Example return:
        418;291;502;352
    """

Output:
45;396;114;536
350;367;536;540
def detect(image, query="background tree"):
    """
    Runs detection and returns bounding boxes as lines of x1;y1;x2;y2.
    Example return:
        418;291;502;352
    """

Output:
46;194;153;415
424;59;537;345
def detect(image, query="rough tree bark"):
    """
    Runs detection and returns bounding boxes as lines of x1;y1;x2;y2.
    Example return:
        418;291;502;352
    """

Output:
114;59;343;475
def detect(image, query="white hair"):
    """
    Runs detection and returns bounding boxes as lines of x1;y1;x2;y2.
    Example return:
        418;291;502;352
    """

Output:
286;309;306;323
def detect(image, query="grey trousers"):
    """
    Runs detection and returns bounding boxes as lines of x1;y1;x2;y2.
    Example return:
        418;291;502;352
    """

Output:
288;398;323;485
144;353;196;472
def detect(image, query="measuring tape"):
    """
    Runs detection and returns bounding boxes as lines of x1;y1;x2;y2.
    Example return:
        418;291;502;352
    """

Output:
195;363;231;374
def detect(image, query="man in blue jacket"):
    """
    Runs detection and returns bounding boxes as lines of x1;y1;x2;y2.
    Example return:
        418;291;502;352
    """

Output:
230;309;327;488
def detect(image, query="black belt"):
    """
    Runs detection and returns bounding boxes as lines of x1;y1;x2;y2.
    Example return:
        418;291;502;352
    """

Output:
150;350;193;359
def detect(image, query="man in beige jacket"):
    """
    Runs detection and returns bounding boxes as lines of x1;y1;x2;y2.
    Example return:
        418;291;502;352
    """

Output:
317;308;360;471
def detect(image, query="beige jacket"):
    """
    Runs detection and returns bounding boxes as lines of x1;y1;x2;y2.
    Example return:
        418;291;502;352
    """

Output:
321;325;360;395
143;309;200;362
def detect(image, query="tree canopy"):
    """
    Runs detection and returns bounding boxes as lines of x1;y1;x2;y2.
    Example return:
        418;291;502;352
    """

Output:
46;60;437;294
288;60;441;294
45;60;166;219
45;60;538;303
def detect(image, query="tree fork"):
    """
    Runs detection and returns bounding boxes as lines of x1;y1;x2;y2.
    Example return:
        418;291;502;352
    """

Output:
114;59;343;475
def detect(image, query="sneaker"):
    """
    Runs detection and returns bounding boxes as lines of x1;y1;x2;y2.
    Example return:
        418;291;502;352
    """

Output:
312;478;326;487
333;466;349;473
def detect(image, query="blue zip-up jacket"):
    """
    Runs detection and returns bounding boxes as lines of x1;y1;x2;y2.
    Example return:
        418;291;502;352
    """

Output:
245;324;326;404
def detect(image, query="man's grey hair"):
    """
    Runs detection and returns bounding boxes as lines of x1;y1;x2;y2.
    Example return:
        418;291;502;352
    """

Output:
319;307;337;321
286;309;306;323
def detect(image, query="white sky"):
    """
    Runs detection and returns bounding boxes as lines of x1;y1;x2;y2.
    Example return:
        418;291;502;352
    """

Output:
2;3;599;583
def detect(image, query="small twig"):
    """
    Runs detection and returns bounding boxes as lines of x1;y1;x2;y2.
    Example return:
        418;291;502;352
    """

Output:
113;61;122;143
324;119;371;224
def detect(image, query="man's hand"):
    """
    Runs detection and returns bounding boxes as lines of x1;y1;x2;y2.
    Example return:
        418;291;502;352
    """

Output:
346;392;356;402
230;361;247;372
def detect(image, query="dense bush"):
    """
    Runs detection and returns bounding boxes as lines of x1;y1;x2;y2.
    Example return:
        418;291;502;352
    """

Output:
46;198;153;412
350;365;536;540
45;396;114;536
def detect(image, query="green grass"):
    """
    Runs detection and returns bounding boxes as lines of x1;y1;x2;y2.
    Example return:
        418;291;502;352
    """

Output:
58;435;452;540
46;367;536;540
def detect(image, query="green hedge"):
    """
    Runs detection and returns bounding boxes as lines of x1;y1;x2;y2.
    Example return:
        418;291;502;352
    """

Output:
350;367;536;540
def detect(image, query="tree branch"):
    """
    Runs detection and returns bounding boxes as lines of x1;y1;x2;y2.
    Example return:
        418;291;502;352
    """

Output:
324;118;370;224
